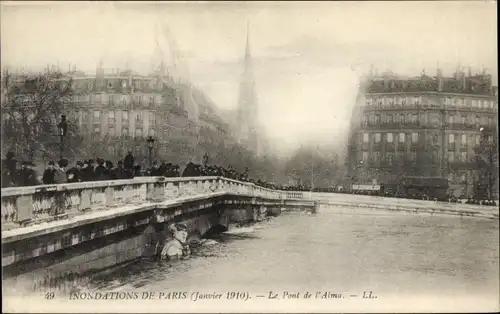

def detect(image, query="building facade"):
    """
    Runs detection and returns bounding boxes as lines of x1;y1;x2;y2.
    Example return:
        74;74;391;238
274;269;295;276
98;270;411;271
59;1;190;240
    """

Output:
347;68;498;199
2;65;234;167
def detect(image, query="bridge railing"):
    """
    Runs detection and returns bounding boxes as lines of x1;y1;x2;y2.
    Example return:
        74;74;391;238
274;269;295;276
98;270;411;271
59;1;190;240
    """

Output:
1;176;305;230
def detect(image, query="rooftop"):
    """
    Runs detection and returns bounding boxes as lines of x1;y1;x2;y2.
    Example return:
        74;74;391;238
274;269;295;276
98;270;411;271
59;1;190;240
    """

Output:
365;70;496;96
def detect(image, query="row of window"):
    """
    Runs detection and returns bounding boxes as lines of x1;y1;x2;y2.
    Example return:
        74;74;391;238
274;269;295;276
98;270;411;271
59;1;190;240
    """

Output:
361;132;491;146
365;96;496;109
449;133;494;145
72;110;227;138
362;132;420;144
71;94;163;106
360;150;473;164
447;151;471;163
81;110;156;125
361;150;420;164
85;126;155;138
363;112;494;127
84;126;201;139
75;78;160;91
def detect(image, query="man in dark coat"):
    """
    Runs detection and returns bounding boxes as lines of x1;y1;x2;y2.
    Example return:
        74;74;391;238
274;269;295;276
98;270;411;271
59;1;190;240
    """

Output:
150;161;162;176
182;162;196;177
80;160;94;181
172;165;180;177
54;159;68;184
105;161;116;180
21;161;40;186
67;161;83;183
42;161;56;184
114;160;127;179
94;158;107;181
2;151;18;187
163;163;173;177
133;165;142;177
124;151;135;176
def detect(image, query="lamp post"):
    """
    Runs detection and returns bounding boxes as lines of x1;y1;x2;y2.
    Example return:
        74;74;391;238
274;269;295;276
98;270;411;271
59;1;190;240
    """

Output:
477;126;493;200
146;136;155;169
202;153;209;167
57;115;68;160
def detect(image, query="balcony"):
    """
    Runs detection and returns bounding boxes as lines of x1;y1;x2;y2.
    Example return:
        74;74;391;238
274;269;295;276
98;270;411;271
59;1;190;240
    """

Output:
384;143;395;151
448;161;476;170
396;143;406;151
372;142;382;151
363;121;441;130
445;123;482;131
479;125;497;134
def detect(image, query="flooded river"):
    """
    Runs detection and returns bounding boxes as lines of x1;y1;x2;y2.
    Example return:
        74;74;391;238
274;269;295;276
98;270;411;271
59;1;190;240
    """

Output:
82;206;498;312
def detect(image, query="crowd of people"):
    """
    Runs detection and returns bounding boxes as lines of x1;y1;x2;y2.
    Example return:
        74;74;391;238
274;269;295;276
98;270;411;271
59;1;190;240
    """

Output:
1;151;285;190
1;151;499;206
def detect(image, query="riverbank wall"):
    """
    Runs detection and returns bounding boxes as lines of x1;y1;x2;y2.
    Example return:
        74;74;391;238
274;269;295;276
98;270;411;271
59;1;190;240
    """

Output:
313;193;498;220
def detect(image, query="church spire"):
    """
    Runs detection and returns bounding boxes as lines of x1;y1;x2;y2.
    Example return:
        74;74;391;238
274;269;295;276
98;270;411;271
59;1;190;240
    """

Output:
237;20;259;155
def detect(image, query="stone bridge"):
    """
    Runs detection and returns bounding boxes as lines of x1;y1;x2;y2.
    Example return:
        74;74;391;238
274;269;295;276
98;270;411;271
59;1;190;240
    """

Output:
1;176;314;292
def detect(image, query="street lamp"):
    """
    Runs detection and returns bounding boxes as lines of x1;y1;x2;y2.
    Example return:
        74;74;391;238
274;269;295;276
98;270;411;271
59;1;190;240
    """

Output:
202;153;209;167
57;115;68;160
478;126;494;200
146;136;155;169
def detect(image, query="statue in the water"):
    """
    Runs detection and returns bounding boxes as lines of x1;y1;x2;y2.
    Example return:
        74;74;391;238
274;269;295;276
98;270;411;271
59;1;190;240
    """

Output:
160;223;191;261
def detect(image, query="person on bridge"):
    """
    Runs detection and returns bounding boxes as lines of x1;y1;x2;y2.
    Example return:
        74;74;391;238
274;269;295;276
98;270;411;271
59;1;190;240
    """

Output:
2;151;18;187
67;161;83;183
114;160;127;179
160;223;191;261
20;161;39;186
54;159;68;184
81;160;94;181
150;161;162;176
42;161;56;185
124;151;135;178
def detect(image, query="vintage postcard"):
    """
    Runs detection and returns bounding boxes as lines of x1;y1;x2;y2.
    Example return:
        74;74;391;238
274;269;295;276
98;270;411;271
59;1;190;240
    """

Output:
1;1;498;313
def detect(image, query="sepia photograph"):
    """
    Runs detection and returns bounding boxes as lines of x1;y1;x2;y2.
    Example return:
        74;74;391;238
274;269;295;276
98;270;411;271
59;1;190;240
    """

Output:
1;1;498;313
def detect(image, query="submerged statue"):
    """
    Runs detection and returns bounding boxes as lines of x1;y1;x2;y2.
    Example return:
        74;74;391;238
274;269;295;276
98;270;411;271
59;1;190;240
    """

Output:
160;223;191;261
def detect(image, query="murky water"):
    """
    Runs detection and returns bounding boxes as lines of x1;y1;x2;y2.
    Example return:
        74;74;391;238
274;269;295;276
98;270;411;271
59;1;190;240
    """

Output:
86;206;499;302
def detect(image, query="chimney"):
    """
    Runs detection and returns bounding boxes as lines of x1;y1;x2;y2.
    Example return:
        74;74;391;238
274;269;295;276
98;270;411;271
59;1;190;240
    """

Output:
462;71;467;90
436;65;443;92
128;72;133;93
96;60;104;88
383;72;389;90
486;74;492;92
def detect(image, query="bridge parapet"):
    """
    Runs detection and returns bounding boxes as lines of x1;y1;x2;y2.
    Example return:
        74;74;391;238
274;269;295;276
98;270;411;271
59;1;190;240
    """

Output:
1;176;304;230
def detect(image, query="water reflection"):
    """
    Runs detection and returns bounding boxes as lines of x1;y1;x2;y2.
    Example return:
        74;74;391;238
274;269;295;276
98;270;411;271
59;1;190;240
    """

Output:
83;208;499;299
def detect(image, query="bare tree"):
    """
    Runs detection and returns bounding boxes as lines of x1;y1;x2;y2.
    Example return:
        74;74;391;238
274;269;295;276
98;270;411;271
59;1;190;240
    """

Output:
1;69;79;162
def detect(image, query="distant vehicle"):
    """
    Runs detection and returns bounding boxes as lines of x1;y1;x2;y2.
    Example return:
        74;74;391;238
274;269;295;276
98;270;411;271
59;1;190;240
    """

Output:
351;184;381;192
400;176;448;200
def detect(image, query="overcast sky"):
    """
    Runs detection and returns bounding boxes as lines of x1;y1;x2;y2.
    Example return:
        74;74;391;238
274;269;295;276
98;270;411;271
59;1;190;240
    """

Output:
1;1;497;153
